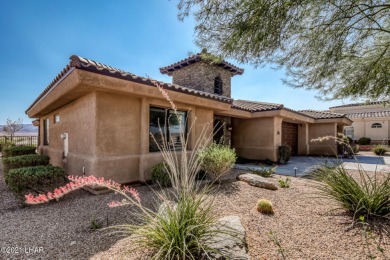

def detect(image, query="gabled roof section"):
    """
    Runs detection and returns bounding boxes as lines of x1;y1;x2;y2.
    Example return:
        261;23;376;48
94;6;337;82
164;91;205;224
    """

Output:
345;110;390;119
298;110;346;119
232;100;283;112
26;55;233;113
159;53;244;76
330;101;389;109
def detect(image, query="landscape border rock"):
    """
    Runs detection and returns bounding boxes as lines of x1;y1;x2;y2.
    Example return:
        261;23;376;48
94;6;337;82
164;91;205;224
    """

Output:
206;215;249;260
237;173;278;190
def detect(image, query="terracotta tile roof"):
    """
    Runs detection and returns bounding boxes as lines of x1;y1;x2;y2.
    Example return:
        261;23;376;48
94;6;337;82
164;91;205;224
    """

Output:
330;101;389;109
159;53;244;76
298;110;346;119
232;100;348;120
26;55;233;113
345;110;390;118
232;100;283;112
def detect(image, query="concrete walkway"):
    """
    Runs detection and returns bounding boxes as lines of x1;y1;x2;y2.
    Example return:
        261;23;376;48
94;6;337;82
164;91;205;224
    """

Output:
235;154;390;177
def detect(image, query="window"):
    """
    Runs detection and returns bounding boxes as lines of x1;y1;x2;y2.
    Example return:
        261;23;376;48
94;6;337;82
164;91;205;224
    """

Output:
214;76;223;95
54;114;60;123
149;107;187;152
43;118;49;145
371;123;382;128
344;127;354;139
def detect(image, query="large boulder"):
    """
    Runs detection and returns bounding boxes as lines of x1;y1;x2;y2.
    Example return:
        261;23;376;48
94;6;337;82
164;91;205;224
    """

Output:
237;173;278;190
206;215;249;260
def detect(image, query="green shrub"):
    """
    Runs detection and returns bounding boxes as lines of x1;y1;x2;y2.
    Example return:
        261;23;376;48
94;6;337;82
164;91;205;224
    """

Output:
278;145;291;164
314;166;390;219
2;145;36;158
3;154;50;174
278;177;291;188
256;199;274;214
151;162;171;187
0;140;15;152
263;158;276;166
198;143;236;181
358;137;371;145
249;165;277;177
371;145;389;155
7;165;66;193
235;156;248;164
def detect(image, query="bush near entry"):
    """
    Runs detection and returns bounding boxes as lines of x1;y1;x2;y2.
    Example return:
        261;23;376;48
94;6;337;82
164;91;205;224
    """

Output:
198;143;236;181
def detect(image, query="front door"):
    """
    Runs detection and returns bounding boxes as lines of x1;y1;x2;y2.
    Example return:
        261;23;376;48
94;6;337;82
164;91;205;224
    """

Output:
282;122;298;155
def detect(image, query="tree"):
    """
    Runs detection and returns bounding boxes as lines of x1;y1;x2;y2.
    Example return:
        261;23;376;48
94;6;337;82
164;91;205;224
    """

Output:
177;0;390;101
2;118;23;138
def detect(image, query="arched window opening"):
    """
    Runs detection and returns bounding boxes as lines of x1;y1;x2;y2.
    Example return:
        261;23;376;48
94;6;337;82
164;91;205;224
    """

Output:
214;76;223;95
371;123;382;128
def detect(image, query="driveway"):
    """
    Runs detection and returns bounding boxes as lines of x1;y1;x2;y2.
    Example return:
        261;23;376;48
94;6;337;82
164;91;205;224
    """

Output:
235;154;390;177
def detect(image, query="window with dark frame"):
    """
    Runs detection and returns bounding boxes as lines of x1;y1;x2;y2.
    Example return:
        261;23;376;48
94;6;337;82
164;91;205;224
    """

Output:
371;123;382;128
149;107;187;152
214;76;223;95
43;118;49;145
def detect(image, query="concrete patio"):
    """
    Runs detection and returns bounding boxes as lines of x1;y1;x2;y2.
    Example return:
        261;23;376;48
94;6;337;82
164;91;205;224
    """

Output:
235;154;390;177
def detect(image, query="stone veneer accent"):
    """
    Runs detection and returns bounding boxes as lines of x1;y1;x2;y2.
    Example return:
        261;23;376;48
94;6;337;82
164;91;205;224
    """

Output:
171;62;233;98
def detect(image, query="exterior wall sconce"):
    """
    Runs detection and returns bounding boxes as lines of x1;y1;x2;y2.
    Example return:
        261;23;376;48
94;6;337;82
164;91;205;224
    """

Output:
277;131;280;135
227;126;233;131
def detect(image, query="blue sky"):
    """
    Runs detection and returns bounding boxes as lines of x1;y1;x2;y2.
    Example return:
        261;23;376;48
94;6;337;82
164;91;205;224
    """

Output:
0;0;353;125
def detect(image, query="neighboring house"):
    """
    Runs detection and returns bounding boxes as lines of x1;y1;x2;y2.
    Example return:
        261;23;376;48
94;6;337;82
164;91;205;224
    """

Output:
330;101;390;144
26;53;351;183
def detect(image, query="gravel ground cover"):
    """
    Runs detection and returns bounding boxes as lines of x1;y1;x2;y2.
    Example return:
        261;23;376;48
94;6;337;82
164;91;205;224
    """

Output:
0;161;389;259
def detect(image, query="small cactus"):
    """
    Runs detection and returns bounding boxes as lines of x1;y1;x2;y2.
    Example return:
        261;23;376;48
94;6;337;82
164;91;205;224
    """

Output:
256;199;274;214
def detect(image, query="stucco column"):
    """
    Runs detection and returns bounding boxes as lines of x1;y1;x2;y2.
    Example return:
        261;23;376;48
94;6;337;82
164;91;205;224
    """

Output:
274;117;283;160
139;97;149;181
189;107;196;150
298;123;309;155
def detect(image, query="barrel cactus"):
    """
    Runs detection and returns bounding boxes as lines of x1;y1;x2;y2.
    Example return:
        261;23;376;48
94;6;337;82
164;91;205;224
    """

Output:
256;199;274;214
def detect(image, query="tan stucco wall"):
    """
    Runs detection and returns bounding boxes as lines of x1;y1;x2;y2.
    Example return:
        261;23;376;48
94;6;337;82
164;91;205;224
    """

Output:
232;117;280;161
346;119;390;142
308;123;337;155
39;92;97;176
39;90;215;184
298;123;309;155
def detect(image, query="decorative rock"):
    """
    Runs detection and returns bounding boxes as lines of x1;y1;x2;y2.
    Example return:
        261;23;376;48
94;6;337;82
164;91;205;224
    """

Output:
237;173;278;190
206;215;249;260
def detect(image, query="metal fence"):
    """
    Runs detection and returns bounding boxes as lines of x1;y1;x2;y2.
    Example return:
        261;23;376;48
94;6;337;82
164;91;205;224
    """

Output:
0;136;38;147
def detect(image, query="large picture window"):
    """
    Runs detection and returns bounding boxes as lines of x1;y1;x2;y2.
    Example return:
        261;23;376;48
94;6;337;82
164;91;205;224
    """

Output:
43;118;49;145
149;107;187;152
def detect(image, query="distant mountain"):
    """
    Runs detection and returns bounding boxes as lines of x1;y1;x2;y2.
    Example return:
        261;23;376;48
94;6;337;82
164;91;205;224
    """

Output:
0;124;38;136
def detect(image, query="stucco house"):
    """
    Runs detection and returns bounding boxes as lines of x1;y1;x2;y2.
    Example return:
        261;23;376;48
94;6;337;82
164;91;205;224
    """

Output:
330;101;390;144
26;53;351;183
